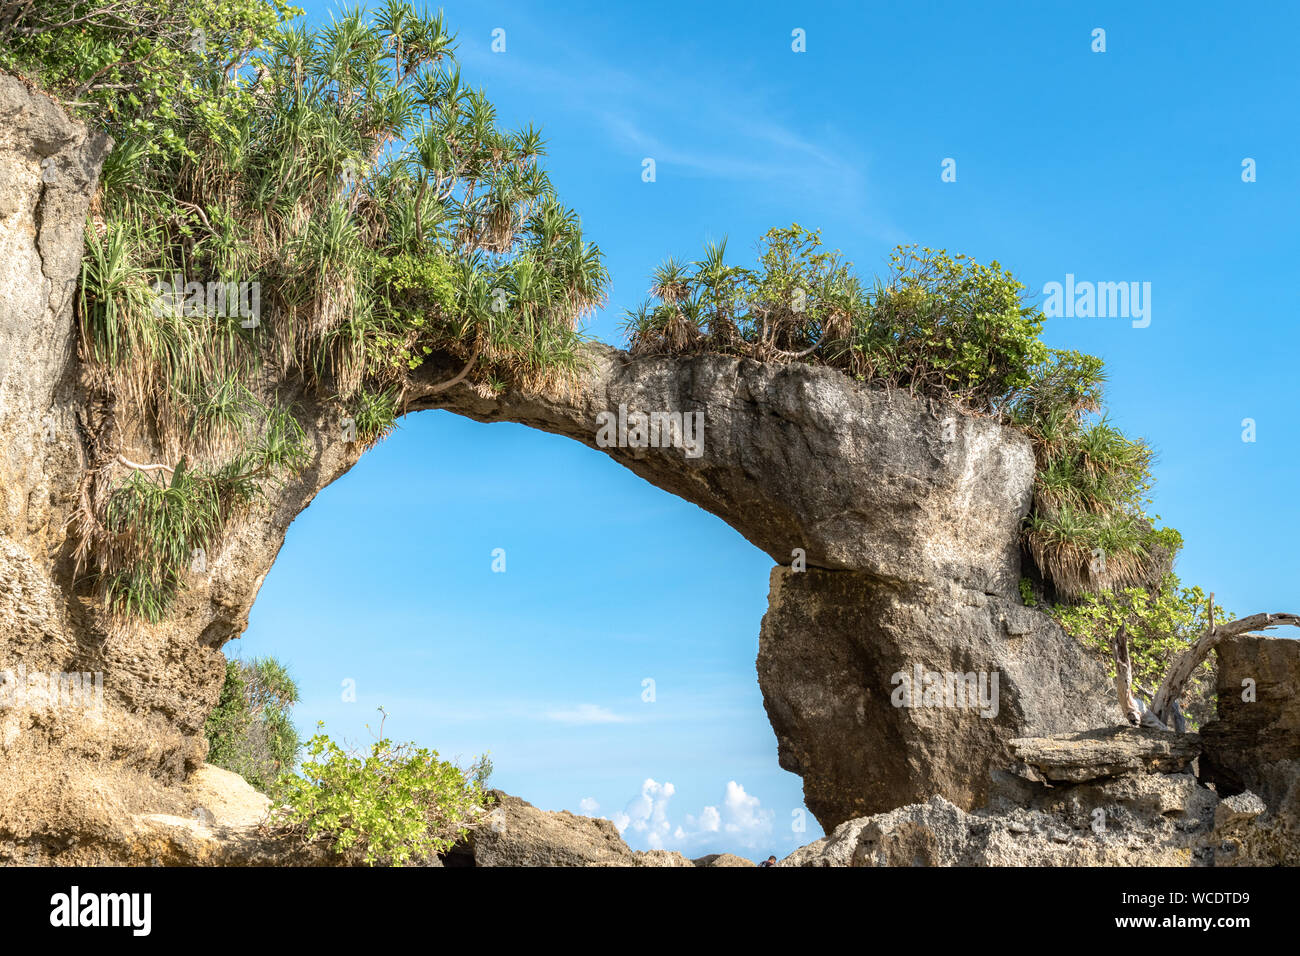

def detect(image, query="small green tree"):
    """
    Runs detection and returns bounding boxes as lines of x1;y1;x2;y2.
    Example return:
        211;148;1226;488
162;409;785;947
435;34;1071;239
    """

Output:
277;714;490;866
204;656;301;794
1052;573;1228;729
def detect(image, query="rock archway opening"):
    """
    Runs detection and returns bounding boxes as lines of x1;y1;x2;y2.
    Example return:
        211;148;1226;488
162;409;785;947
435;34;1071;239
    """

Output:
234;407;812;856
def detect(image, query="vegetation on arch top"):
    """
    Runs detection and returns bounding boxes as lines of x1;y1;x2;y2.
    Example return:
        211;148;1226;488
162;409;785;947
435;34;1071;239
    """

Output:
625;226;1181;602
3;1;609;619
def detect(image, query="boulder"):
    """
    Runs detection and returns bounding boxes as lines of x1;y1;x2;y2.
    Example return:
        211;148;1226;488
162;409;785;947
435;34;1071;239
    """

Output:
693;852;756;867
757;568;1115;828
779;737;1269;867
468;792;638;867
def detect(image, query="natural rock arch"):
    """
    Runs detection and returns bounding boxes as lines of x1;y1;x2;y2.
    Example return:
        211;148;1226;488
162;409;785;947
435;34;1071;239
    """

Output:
0;77;1115;855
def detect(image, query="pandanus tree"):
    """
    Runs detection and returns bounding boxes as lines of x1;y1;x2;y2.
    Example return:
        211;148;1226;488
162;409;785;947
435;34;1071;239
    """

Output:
5;0;609;619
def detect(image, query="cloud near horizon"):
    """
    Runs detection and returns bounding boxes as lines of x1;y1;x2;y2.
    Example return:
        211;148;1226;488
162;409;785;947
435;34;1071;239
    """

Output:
606;778;775;853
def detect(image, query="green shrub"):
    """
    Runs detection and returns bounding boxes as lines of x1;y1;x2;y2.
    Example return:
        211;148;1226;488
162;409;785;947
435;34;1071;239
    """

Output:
88;413;305;619
1052;574;1229;728
0;0;299;166
1018;577;1038;607
277;717;490;866
204;656;301;796
624;232;1050;414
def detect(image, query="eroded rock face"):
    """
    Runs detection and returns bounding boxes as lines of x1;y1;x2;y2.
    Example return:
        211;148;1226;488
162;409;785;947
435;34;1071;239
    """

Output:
781;727;1287;867
1010;726;1201;783
1200;634;1300;864
464;792;696;867
757;568;1116;828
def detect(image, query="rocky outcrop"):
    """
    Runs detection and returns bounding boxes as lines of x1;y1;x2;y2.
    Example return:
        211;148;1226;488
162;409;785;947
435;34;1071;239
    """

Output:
457;792;696;867
692;852;756;867
1200;634;1300;864
1010;726;1201;783
782;725;1290;867
756;569;1115;827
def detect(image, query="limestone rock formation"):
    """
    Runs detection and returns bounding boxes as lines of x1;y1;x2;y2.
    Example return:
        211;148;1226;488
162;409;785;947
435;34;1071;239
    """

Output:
781;724;1290;867
1009;726;1201;783
0;75;1159;860
1200;634;1300;864
756;569;1115;827
692;852;756;867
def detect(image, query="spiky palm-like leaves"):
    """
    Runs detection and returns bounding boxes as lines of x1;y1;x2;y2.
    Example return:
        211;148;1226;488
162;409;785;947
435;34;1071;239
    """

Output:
53;2;610;619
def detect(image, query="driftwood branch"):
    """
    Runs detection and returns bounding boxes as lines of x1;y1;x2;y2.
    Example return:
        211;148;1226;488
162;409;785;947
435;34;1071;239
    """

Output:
1146;591;1300;730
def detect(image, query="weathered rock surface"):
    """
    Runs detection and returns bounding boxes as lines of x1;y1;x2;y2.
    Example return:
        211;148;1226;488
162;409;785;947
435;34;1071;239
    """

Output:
1200;634;1300;864
781;725;1291;867
465;792;694;867
692;852;756;867
1010;726;1201;783
757;568;1115;827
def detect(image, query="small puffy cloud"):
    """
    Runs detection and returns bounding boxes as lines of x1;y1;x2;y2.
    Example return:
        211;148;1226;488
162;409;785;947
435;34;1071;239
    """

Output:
578;797;601;815
543;703;628;725
610;778;675;848
720;780;768;838
685;804;721;833
612;779;774;854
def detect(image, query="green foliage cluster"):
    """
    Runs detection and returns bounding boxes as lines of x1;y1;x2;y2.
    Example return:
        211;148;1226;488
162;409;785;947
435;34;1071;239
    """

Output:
628;227;1178;599
10;1;608;619
80;395;307;620
1009;351;1181;599
204;656;301;795
1052;574;1228;728
278;717;490;865
625;229;1050;414
0;0;299;162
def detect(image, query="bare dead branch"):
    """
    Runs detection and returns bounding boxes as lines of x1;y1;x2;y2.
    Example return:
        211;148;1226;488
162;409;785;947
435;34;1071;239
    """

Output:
1149;591;1300;729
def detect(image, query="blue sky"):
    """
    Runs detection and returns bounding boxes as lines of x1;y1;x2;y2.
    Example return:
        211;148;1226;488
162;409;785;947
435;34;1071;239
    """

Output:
236;0;1300;858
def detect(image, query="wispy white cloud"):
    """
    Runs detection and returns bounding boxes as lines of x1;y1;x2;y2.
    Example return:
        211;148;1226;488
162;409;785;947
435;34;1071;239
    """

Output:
453;15;882;229
543;703;629;725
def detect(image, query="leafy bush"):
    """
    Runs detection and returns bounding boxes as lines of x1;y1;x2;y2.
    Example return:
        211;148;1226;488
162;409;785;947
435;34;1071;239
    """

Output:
1052;574;1229;729
625;231;1049;414
1009;348;1180;599
0;0;299;164
204;656;301;795
79;409;306;620
277;717;490;866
